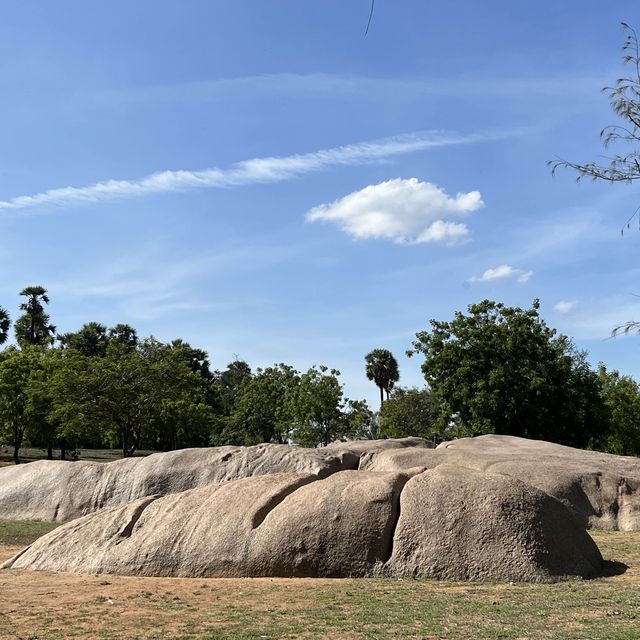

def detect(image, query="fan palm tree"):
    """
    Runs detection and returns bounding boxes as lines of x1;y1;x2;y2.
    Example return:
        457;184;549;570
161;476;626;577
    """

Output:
15;286;56;346
365;348;400;407
0;306;10;345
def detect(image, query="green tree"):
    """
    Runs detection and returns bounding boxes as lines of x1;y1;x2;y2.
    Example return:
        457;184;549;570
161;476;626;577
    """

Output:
598;364;640;455
24;348;61;459
49;337;211;457
0;306;10;345
108;324;138;351
219;364;300;445
0;347;46;462
143;340;213;451
47;348;99;455
169;339;212;380
292;366;345;447
342;398;375;440
59;322;109;357
14;285;56;347
365;348;400;407
214;360;252;414
379;387;442;441
409;299;606;447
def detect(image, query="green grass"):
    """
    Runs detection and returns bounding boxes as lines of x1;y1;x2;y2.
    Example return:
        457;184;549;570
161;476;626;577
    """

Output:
0;519;60;546
0;446;155;465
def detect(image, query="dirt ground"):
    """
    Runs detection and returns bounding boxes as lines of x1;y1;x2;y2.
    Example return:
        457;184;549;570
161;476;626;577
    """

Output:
1;533;640;640
0;543;367;640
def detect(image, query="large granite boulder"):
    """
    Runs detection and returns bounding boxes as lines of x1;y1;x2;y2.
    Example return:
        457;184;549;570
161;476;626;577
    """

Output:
436;435;640;531
360;435;640;531
2;467;601;582
325;436;434;461
0;444;357;522
0;438;427;523
359;446;441;473
386;464;602;581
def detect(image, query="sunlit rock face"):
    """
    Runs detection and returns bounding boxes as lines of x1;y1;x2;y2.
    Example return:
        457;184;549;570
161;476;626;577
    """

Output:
0;438;432;522
362;435;640;532
5;434;640;581
2;465;601;582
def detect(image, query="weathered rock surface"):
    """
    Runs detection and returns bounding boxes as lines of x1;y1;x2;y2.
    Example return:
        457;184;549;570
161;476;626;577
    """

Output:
359;435;640;531
435;435;640;531
0;438;428;523
0;444;357;522
2;466;601;582
2;434;639;530
325;436;434;461
386;464;602;582
4;434;640;581
359;446;441;473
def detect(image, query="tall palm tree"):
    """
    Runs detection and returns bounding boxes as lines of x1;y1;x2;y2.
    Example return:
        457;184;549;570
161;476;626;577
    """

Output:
15;286;56;346
0;306;10;345
365;348;400;408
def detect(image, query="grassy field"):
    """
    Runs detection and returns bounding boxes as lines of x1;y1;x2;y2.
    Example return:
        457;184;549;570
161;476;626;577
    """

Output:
1;522;640;639
0;447;155;466
0;520;59;546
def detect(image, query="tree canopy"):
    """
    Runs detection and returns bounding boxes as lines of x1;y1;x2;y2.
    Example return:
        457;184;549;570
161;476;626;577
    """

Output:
378;387;442;441
15;286;56;347
365;348;400;407
598;364;640;456
0;307;9;345
0;284;638;461
409;299;607;447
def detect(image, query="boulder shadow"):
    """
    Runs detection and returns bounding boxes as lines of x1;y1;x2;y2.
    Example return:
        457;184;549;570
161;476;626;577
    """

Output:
599;559;629;577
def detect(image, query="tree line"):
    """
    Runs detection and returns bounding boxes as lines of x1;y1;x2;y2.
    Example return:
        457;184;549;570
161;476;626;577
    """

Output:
0;286;381;462
1;287;639;462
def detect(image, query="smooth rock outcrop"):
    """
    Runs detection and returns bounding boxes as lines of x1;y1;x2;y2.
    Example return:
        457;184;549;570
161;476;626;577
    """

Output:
0;444;357;522
359;446;441;473
0;438;430;522
386;464;602;582
436;435;640;531
2;466;601;582
325;436;434;462
359;435;640;531
3;471;409;577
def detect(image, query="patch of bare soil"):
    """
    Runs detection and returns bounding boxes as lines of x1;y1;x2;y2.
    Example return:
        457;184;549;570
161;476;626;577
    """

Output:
0;544;360;639
1;533;639;640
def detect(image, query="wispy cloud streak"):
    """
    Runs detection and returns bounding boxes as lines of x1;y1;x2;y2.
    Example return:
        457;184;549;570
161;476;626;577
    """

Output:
0;130;509;210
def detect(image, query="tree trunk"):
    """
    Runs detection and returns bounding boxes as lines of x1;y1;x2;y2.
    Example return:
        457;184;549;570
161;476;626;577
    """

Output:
379;385;384;408
12;423;23;464
60;439;67;460
47;441;53;460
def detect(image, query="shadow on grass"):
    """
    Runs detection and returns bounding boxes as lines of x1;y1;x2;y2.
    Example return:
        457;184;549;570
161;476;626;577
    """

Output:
600;559;629;577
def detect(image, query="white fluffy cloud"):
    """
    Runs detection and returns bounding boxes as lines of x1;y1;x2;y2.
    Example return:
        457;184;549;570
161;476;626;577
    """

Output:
554;300;577;313
306;178;483;245
469;264;533;283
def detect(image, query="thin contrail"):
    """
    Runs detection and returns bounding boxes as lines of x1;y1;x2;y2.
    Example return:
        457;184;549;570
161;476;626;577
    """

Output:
0;129;507;211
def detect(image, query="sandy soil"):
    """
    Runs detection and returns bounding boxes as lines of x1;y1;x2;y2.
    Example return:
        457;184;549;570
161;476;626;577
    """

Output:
1;533;639;640
0;544;357;639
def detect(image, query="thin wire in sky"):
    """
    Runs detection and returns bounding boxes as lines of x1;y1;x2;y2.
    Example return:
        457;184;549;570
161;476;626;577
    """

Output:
365;0;375;36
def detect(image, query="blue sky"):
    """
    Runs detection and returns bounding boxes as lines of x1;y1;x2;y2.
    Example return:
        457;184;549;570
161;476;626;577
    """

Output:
2;1;640;407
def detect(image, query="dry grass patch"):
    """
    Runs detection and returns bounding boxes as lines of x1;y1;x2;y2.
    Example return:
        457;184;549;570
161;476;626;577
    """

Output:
0;525;639;639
